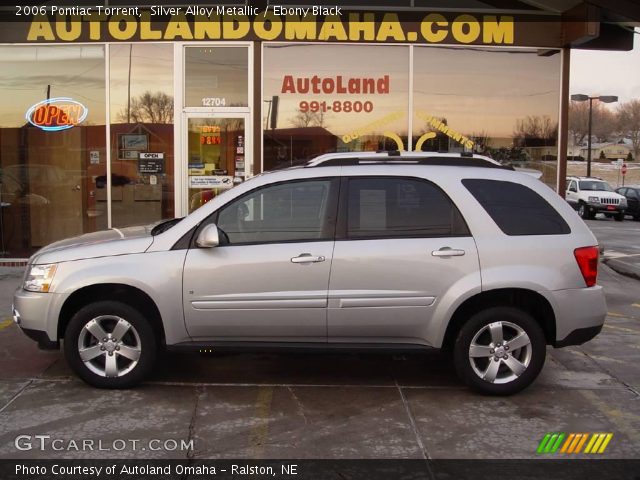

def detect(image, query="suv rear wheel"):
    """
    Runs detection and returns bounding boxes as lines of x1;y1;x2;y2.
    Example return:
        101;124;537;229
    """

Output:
64;301;156;388
453;307;546;395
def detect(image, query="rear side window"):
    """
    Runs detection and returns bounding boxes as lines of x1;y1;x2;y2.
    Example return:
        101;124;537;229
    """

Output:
462;179;570;236
346;177;469;238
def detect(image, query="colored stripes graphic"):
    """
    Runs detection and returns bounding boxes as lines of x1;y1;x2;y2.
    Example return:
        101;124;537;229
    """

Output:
537;433;613;454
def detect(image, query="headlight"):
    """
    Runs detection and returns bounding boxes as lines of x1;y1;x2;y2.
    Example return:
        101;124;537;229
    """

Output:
24;264;57;293
588;196;600;203
620;198;628;207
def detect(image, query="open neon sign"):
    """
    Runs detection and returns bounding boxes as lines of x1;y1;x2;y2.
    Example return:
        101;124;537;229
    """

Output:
25;97;88;132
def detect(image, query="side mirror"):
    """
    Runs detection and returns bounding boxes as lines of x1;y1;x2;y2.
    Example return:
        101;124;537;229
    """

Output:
196;224;220;248
569;187;577;192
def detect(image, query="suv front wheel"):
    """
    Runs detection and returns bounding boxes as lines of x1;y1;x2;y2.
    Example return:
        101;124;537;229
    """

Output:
453;307;546;395
578;203;593;220
64;301;156;388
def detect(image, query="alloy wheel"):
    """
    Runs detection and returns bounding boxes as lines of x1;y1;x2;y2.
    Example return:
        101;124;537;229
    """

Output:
468;321;532;384
77;315;142;378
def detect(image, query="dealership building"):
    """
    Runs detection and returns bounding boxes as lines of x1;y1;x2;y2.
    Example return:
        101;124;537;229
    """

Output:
0;1;637;259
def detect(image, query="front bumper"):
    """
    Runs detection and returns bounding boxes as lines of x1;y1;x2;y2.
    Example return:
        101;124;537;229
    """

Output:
19;326;59;350
12;288;61;350
586;202;625;214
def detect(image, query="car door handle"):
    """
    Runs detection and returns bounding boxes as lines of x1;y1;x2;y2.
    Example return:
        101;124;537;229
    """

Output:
291;253;326;264
432;247;465;257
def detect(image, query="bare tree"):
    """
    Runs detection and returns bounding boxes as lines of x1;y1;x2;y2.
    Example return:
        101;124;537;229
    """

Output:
513;115;558;144
469;131;491;152
568;100;616;146
617;99;640;160
290;108;327;128
118;91;174;124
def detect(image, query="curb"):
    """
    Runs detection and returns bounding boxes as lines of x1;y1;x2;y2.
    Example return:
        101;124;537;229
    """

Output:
603;257;640;281
0;261;27;267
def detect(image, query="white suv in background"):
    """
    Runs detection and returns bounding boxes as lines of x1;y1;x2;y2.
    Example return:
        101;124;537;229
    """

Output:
566;176;627;221
13;152;606;395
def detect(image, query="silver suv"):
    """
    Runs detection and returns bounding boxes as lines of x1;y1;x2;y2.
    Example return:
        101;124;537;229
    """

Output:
13;152;606;395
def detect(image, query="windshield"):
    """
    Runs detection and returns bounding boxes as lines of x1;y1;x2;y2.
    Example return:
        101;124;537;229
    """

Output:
150;217;183;236
579;181;613;192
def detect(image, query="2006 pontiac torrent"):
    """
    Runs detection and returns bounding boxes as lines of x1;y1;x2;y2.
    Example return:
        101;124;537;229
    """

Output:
13;152;606;395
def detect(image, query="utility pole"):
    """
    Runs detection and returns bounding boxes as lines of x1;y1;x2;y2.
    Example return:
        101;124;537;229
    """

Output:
127;44;133;123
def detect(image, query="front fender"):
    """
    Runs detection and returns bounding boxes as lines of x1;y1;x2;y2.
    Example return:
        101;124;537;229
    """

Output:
51;250;189;345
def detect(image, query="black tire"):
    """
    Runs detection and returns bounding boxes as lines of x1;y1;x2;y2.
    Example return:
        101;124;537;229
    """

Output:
614;212;624;222
578;203;591;220
453;307;546;396
64;301;157;388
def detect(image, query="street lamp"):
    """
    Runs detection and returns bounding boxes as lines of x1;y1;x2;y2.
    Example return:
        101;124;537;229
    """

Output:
570;94;618;177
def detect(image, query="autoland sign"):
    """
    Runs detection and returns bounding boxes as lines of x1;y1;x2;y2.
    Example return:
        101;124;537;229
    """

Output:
0;8;574;47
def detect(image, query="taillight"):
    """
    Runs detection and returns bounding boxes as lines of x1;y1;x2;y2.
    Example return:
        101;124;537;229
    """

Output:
574;246;599;287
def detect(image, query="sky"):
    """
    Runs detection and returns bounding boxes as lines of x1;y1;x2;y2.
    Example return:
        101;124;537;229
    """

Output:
570;30;640;104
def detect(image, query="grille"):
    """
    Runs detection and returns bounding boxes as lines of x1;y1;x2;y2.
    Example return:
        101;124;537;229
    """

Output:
600;198;620;205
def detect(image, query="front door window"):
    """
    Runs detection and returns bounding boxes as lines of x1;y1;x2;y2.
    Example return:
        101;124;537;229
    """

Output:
217;179;334;244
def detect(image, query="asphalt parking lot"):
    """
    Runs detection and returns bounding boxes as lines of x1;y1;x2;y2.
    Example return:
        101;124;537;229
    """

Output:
0;218;638;460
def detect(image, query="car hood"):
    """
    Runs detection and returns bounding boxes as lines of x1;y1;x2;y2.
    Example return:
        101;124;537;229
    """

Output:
30;226;155;265
589;191;626;198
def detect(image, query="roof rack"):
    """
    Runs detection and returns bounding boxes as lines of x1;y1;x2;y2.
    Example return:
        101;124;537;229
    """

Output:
569;175;605;181
307;155;514;170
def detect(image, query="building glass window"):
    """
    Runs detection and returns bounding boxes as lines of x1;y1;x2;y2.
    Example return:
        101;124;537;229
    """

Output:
0;45;106;257
109;44;174;228
184;47;249;108
263;44;409;170
412;46;561;187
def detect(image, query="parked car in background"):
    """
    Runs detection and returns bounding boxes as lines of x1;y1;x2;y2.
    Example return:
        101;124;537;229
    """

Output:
13;152;606;395
615;186;640;221
565;176;627;221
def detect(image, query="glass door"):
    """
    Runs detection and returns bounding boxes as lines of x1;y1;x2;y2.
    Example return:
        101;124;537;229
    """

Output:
185;114;248;213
